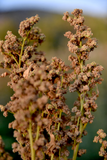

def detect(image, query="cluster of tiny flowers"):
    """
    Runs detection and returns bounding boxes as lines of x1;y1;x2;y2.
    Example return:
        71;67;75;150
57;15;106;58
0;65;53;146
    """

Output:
93;129;107;159
0;13;72;160
0;15;51;160
62;9;103;159
0;9;104;160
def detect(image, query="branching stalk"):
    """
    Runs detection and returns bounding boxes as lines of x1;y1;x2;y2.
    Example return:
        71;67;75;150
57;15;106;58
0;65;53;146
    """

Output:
19;37;26;67
73;40;86;160
4;52;19;65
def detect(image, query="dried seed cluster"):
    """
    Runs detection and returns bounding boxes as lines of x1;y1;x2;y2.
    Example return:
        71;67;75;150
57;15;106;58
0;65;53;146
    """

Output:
62;8;103;159
0;9;104;160
93;129;107;159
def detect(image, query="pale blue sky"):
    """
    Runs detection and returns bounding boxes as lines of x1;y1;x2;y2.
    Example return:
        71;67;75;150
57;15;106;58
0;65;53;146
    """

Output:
0;0;107;17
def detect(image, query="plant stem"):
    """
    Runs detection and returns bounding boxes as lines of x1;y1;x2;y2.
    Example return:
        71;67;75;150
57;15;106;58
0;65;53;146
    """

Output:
61;75;63;87
28;121;35;160
57;109;62;131
73;99;84;160
36;125;40;140
19;37;26;68
73;40;85;160
73;143;79;160
4;52;19;65
51;153;54;160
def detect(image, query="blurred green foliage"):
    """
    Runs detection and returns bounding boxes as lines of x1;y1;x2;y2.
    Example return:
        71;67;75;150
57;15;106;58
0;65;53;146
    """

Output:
0;10;107;159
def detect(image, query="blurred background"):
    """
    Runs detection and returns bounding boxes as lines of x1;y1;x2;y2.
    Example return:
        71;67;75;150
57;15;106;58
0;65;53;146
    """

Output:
0;0;107;159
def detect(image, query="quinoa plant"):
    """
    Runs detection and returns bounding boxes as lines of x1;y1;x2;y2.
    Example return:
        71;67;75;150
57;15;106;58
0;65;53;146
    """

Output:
0;9;104;160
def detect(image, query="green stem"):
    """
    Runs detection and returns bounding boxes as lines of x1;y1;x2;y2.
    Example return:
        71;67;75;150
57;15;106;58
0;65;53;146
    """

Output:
19;37;26;67
19;27;33;67
22;151;26;160
57;109;62;131
73;123;87;160
80;94;84;110
51;153;54;160
28;121;35;160
4;52;19;65
61;76;63;87
64;157;68;160
36;125;40;141
80;60;83;72
73;95;84;159
73;41;85;159
73;143;79;160
80;41;82;47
